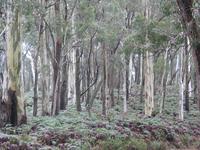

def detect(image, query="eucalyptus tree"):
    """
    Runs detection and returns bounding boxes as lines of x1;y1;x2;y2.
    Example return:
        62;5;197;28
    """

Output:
176;0;200;111
0;2;7;125
40;0;50;116
2;0;27;126
51;0;62;115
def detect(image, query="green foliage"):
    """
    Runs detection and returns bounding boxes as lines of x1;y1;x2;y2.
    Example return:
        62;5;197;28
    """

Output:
81;141;91;150
2;89;200;149
123;14;170;55
160;0;175;16
19;135;33;143
97;138;147;150
133;15;146;45
76;1;97;37
180;134;191;147
154;56;165;74
9;137;19;144
148;141;167;150
142;117;162;126
123;34;141;55
147;21;168;48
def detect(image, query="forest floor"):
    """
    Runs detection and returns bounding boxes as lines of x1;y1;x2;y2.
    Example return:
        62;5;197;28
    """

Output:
0;85;200;150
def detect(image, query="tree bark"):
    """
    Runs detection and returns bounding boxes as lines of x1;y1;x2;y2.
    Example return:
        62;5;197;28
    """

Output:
123;54;129;114
140;54;145;103
176;0;200;110
4;0;26;125
52;0;62;115
60;57;68;110
144;51;154;116
179;48;184;121
143;0;154;116
184;36;189;112
75;47;81;112
101;43;107;116
86;36;93;108
160;48;169;114
33;52;38;117
88;79;103;117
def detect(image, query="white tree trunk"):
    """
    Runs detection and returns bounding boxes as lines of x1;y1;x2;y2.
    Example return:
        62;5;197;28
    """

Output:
143;0;154;116
68;7;76;105
140;54;143;86
129;53;134;91
41;15;50;115
187;37;192;98
160;48;169;113
144;51;154;116
176;55;180;84
123;67;127;113
179;49;184;121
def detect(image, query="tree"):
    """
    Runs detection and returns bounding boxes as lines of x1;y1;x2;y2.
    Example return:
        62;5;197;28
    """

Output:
179;45;184;121
176;0;200;110
51;0;62;116
60;0;70;110
40;0;50;115
3;0;26;125
143;0;154;116
160;47;169;113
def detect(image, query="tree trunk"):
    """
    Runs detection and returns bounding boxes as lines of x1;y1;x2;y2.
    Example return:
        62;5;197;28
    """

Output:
117;70;121;105
188;51;193;98
33;53;38;117
33;16;44;117
86;36;93;108
176;0;200;110
167;56;174;85
175;55;180;84
140;54;145;103
179;48;184;121
101;43;107;116
75;47;81;112
135;53;141;85
144;51;154;116
38;0;50;116
123;56;128;113
124;54;129;114
143;0;154;116
184;36;189;112
4;0;26;125
160;48;169;113
109;63;115;107
88;79;103;117
129;53;133;91
51;0;62;115
60;58;68;110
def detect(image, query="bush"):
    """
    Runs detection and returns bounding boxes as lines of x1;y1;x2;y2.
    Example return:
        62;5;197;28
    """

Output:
180;134;191;147
148;141;167;150
95;138;147;150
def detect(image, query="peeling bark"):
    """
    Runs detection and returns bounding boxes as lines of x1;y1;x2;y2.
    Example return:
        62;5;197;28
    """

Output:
4;0;26;125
